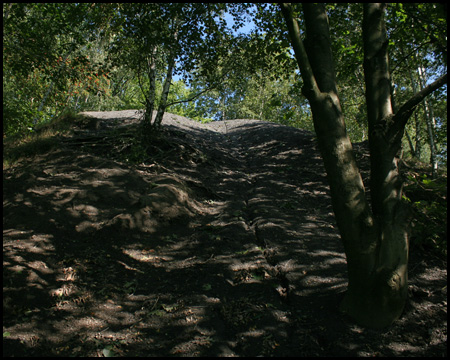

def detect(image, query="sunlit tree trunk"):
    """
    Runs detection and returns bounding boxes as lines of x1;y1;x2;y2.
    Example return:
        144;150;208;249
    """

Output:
154;20;179;129
154;56;176;128
417;64;439;177
141;44;158;134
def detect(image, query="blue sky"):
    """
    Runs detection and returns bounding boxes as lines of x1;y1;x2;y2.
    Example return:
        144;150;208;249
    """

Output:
223;8;256;36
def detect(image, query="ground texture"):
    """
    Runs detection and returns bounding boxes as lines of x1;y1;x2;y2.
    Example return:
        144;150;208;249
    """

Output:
3;110;447;356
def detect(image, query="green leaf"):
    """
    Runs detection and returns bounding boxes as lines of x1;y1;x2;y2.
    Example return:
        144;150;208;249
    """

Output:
202;283;212;291
149;309;165;316
252;273;263;281
162;304;176;312
235;249;249;255
102;346;115;357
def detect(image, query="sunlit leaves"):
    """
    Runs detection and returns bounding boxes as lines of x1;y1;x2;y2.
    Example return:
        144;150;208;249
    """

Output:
3;3;116;134
3;1;446;151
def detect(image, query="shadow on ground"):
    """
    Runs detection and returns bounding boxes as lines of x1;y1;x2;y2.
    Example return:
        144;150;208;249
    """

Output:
3;113;447;356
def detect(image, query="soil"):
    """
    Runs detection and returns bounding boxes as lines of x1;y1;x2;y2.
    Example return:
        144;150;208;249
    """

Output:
3;110;447;356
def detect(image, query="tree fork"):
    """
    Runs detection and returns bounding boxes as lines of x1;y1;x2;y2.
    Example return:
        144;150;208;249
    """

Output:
280;2;415;328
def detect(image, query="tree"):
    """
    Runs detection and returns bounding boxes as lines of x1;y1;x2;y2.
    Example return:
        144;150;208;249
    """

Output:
3;3;115;134
108;3;233;136
385;3;447;173
279;3;447;328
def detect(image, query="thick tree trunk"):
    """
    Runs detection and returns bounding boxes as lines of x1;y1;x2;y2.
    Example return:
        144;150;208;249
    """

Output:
281;1;446;328
280;3;416;328
354;3;410;327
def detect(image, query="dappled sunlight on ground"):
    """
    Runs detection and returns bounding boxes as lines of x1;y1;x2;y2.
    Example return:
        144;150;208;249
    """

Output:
3;112;447;356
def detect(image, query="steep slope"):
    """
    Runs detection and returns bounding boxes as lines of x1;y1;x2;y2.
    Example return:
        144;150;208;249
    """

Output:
3;111;447;356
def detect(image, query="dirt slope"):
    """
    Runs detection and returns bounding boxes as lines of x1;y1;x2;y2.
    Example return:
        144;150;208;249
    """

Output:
3;111;447;356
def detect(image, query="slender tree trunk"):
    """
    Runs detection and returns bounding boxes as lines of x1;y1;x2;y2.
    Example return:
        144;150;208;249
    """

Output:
220;95;226;121
141;44;158;135
258;75;266;120
417;64;438;177
414;112;422;159
154;55;176;129
405;129;416;158
424;102;438;178
154;20;179;129
406;67;421;158
142;18;180;133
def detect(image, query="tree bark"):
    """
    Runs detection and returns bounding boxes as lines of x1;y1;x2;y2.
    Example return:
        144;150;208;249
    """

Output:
154;19;179;129
358;5;446;327
141;44;158;134
280;2;446;328
154;55;175;128
404;52;422;159
417;64;438;177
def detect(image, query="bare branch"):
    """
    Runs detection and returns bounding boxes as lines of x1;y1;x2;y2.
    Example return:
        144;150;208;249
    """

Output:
279;3;321;100
165;86;214;108
390;73;447;138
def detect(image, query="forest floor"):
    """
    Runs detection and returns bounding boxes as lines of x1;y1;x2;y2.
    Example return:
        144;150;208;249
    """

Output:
3;110;447;356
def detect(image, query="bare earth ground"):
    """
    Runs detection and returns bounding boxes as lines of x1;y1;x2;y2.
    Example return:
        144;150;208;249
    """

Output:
3;110;447;356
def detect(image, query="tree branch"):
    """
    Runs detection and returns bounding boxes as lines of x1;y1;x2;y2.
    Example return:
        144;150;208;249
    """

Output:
279;3;320;100
390;73;447;138
165;86;214;107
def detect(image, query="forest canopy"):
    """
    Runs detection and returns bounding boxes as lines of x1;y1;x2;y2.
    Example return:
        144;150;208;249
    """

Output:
3;3;447;168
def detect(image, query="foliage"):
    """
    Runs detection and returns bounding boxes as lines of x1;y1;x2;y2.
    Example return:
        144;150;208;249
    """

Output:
106;3;235;132
403;167;447;258
3;110;80;168
385;3;447;167
3;3;115;136
4;3;446;160
3;3;446;164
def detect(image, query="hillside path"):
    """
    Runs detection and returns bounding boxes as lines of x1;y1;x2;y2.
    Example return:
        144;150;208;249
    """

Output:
3;111;446;356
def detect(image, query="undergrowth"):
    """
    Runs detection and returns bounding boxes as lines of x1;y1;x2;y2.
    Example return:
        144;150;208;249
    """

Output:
3;111;83;168
402;161;447;259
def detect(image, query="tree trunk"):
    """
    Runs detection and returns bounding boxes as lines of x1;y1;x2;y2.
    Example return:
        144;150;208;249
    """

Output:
406;68;421;158
281;2;446;328
405;128;417;158
417;64;438;177
280;3;412;328
154;55;176;129
142;18;180;132
141;44;158;135
424;101;438;178
154;19;179;129
356;3;411;327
